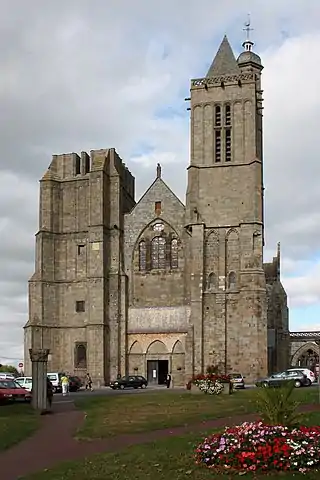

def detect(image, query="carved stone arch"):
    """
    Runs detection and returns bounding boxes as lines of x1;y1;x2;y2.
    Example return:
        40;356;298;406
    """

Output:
129;341;143;354
226;227;239;239
207;272;216;291
291;342;319;367
172;340;184;354
147;340;168;355
132;217;180;256
74;342;87;369
132;218;181;273
172;340;185;384
226;228;240;274
204;230;219;277
206;228;219;239
128;340;144;376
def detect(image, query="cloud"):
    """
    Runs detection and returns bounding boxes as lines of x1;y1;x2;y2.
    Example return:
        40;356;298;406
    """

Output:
2;1;320;362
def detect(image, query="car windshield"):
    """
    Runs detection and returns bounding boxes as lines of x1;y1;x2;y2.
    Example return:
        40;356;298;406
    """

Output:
230;374;242;378
0;380;18;389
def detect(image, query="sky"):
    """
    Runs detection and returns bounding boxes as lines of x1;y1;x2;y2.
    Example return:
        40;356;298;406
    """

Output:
1;0;320;365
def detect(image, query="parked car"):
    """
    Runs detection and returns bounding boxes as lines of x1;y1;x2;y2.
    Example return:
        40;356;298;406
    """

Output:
0;379;32;402
256;370;309;388
47;372;63;393
287;368;316;386
15;376;33;392
68;376;82;392
110;375;148;390
230;373;245;389
0;373;15;380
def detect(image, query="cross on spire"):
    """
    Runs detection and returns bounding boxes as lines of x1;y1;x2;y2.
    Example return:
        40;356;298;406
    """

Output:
242;14;254;52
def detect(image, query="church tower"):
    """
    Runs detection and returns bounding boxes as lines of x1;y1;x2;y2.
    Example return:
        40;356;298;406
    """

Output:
185;33;268;381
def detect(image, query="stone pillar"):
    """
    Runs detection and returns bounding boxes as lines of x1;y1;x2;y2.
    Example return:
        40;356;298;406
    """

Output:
29;348;50;412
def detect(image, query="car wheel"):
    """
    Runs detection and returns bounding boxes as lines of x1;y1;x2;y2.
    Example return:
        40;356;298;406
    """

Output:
294;380;302;388
141;384;147;389
52;386;57;394
306;379;311;386
120;384;125;390
262;381;269;388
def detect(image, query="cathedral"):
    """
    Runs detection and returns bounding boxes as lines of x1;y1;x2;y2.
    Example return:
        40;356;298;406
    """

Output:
24;35;289;386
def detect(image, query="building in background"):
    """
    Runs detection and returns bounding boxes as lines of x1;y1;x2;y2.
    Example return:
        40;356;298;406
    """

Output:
24;34;289;385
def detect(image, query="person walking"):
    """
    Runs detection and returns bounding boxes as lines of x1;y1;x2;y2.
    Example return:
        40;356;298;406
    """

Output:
85;373;93;392
46;377;53;409
61;373;69;396
166;373;172;389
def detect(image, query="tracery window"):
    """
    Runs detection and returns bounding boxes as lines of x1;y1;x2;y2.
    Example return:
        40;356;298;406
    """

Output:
151;237;166;269
153;223;164;232
139;241;147;271
171;239;178;269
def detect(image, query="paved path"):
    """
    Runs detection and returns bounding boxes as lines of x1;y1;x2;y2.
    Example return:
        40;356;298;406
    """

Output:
1;403;319;480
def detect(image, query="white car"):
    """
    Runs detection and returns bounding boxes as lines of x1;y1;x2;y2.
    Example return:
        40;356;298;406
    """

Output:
287;368;316;386
0;373;15;380
16;376;33;392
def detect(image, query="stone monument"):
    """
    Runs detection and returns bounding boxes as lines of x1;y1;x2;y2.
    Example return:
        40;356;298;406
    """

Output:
29;348;50;412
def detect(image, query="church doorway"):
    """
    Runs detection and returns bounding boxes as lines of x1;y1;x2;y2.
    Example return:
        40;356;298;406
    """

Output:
147;360;168;385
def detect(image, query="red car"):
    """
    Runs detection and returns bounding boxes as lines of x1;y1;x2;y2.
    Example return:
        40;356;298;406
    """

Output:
0;379;32;403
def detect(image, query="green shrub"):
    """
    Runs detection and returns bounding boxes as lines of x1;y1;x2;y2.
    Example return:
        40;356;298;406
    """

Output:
256;380;302;427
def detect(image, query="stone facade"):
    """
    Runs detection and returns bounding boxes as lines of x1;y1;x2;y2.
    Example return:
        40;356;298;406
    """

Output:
24;36;289;385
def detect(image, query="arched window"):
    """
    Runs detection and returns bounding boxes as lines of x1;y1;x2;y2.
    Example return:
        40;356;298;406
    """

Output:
74;343;87;368
207;272;216;291
225;104;231;126
171;239;178;269
151;237;166;269
228;271;236;289
215;105;221;126
139;241;147;271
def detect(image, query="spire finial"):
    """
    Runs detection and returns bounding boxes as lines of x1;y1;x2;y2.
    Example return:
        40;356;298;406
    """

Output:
242;14;254;52
156;163;161;179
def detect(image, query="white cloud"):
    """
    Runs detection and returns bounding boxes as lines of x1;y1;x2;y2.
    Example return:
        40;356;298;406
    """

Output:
2;1;320;361
283;262;320;308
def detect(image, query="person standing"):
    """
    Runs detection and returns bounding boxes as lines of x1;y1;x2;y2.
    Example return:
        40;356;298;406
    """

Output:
166;373;172;389
61;374;69;396
46;377;53;409
85;373;93;392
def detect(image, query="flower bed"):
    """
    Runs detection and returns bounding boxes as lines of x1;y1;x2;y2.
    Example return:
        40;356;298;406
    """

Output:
188;374;231;395
195;421;320;474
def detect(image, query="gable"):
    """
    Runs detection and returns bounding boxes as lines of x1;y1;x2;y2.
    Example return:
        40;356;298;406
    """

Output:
124;177;186;272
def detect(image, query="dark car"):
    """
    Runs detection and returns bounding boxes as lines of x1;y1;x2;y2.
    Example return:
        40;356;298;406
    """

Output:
110;375;148;390
256;370;309;388
230;373;245;389
68;376;82;392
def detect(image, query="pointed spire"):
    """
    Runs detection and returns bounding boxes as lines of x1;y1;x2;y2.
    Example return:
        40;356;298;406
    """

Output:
156;163;161;179
206;35;240;78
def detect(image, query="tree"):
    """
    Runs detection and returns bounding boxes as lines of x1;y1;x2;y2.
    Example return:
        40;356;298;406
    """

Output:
0;364;19;376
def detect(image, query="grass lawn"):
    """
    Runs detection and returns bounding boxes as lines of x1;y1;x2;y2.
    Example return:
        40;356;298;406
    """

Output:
75;386;319;440
0;402;40;451
23;410;320;479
